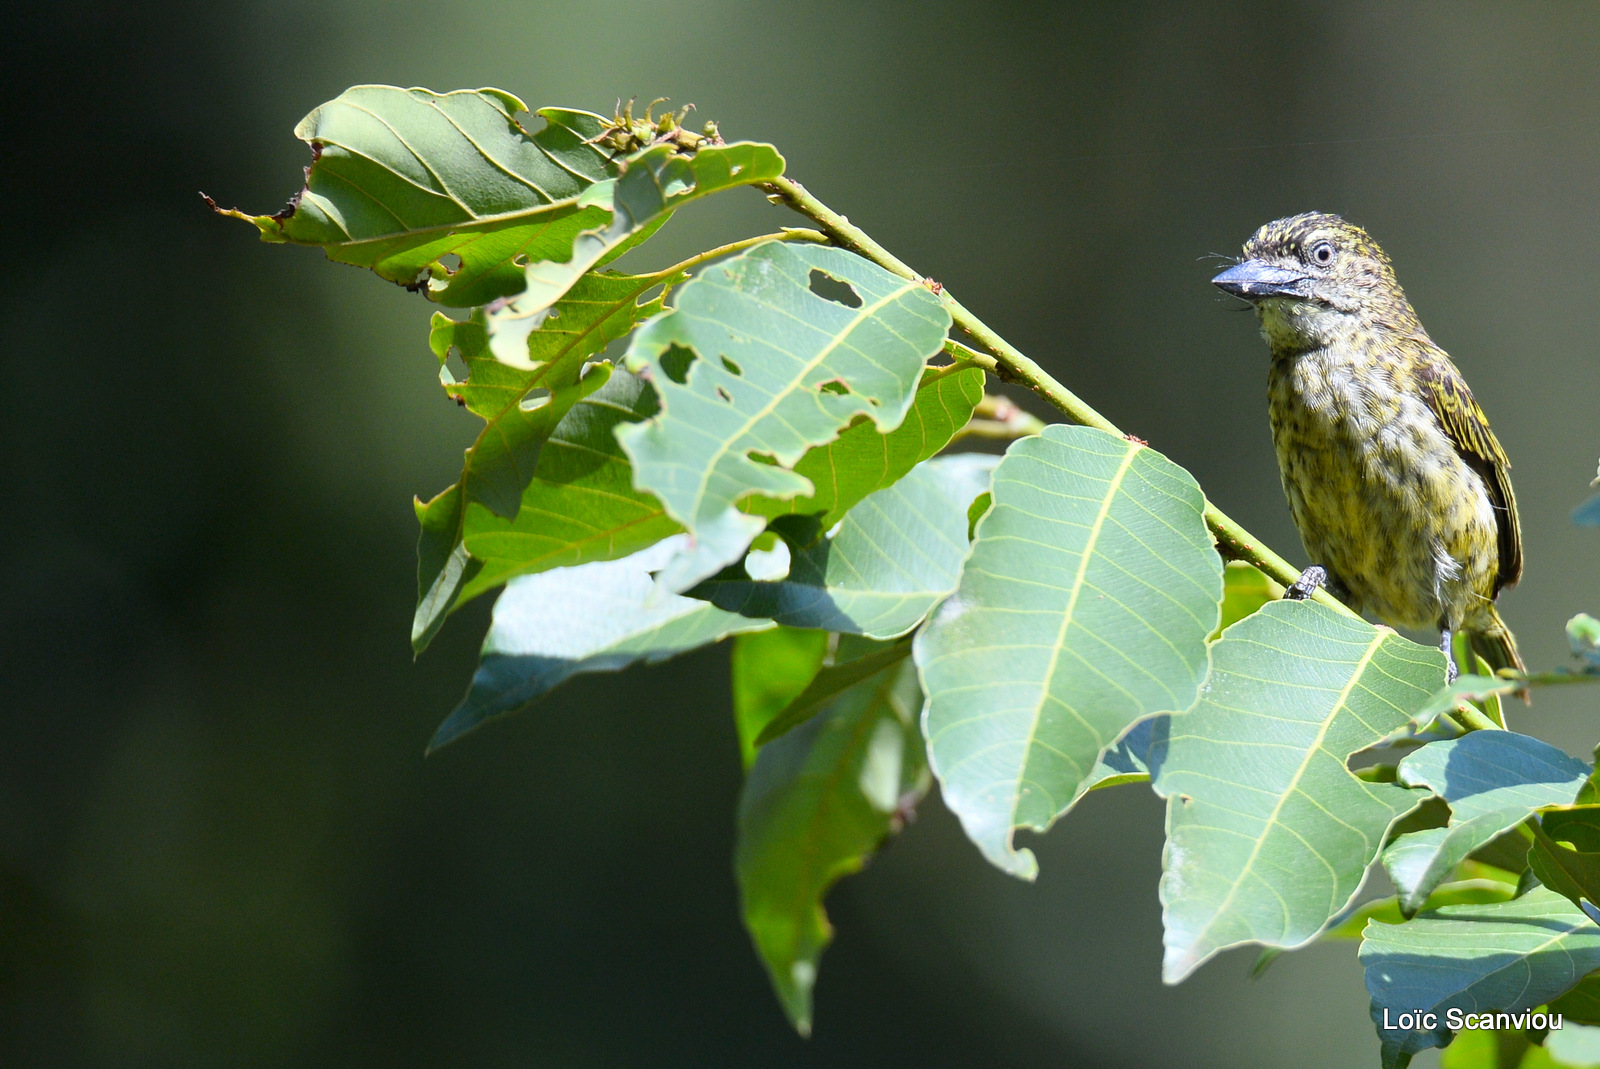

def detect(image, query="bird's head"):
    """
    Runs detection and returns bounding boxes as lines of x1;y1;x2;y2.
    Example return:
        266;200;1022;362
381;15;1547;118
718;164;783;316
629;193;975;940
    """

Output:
1212;212;1418;350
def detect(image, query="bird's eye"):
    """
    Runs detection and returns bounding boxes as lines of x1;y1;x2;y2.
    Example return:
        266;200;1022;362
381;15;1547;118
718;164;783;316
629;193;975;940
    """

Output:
1310;241;1334;266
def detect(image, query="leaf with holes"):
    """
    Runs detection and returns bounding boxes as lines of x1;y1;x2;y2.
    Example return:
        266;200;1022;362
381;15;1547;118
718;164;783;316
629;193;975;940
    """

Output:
741;366;986;530
1382;732;1588;916
1361;887;1600;1068
485;141;785;366
692;453;997;640
412;271;679;651
617;242;950;592
215;85;781;318
916;425;1223;879
432;534;772;751
430;269;673;420
453;369;683;608
737;655;927;1036
1151;601;1445;983
413;360;615;650
215;86;615;307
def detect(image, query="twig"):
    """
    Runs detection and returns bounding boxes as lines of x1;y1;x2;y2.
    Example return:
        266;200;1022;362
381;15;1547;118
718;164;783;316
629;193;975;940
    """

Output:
765;176;1356;620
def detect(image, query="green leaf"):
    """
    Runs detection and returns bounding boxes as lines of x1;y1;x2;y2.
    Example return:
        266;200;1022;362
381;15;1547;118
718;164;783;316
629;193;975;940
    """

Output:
1320;879;1518;941
1439;1028;1550;1069
455;369;682;604
430;269;671;420
753;638;913;747
412;360;614;650
617;243;951;592
1553;971;1600;1025
731;628;829;767
485;141;786;366
1549;1023;1600;1067
917;425;1223;879
1080;717;1157;793
736;656;927;1036
1383;733;1589;916
1531;807;1600;921
1570;614;1600;669
1413;674;1529;728
741;366;987;529
430;534;772;751
1361;887;1600;1068
692;454;997;639
1152;600;1445;982
216;87;617;307
1215;560;1283;637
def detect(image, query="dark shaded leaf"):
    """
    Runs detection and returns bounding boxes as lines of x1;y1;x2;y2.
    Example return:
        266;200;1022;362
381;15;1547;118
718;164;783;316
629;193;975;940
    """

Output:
430;535;770;751
736;657;926;1035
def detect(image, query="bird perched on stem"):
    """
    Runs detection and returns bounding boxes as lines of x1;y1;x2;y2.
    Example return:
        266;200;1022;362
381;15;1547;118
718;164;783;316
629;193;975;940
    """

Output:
1212;212;1523;684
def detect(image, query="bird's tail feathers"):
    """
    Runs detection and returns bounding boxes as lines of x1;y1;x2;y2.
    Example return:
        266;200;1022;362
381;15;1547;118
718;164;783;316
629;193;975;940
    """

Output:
1469;606;1528;704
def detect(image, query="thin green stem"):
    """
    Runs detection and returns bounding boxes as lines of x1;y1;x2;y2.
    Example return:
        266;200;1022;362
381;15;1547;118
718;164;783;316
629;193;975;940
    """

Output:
767;176;1355;619
649;227;827;282
1452;703;1501;732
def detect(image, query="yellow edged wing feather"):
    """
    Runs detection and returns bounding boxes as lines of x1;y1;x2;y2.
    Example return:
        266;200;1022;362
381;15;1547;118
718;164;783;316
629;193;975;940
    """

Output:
1414;346;1522;592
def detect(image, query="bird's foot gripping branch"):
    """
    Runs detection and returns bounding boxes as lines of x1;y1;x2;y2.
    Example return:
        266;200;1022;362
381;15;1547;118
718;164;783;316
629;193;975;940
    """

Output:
220;85;1600;1064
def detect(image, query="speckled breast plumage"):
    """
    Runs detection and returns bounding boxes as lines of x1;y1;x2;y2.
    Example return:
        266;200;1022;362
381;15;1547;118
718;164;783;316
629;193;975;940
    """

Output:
1267;341;1499;633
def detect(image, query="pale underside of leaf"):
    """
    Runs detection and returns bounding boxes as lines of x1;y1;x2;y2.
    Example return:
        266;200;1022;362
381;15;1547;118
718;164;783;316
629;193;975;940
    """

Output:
432;535;772;751
691;453;997;639
1152;601;1445;983
1361;887;1600;1068
917;424;1223;879
1383;731;1590;915
618;242;950;593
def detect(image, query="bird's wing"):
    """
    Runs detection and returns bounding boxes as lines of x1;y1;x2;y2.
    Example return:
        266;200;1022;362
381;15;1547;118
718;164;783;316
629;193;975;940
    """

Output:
1416;351;1522;592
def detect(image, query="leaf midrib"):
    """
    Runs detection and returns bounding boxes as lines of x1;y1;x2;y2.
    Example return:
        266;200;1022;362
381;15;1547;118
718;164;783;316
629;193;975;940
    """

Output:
1179;625;1389;965
1011;438;1140;823
682;271;926;524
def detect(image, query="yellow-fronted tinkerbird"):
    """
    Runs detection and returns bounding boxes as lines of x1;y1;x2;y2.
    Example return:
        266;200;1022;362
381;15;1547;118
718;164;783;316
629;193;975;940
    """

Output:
1213;212;1523;683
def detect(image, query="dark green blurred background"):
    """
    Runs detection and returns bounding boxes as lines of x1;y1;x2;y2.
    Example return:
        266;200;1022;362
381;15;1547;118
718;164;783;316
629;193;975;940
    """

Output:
7;2;1600;1065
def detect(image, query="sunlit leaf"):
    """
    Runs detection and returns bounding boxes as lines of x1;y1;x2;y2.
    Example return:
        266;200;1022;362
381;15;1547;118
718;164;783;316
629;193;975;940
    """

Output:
413;360;614;650
1215;560;1283;637
429;269;671;419
741;366;986;529
215;86;616;307
1361;887;1600;1068
430;535;771;751
455;369;681;603
918;425;1223;879
1382;732;1588;916
618;242;950;592
1152;601;1445;982
1531;806;1600;922
485;142;785;366
736;656;926;1036
692;454;997;639
731;628;829;767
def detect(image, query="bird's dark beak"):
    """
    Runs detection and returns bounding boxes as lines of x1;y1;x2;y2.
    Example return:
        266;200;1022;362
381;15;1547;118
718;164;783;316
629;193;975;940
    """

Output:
1212;259;1307;301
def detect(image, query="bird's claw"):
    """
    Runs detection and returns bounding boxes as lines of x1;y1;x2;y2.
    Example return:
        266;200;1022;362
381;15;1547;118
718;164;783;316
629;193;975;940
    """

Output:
1284;565;1327;601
